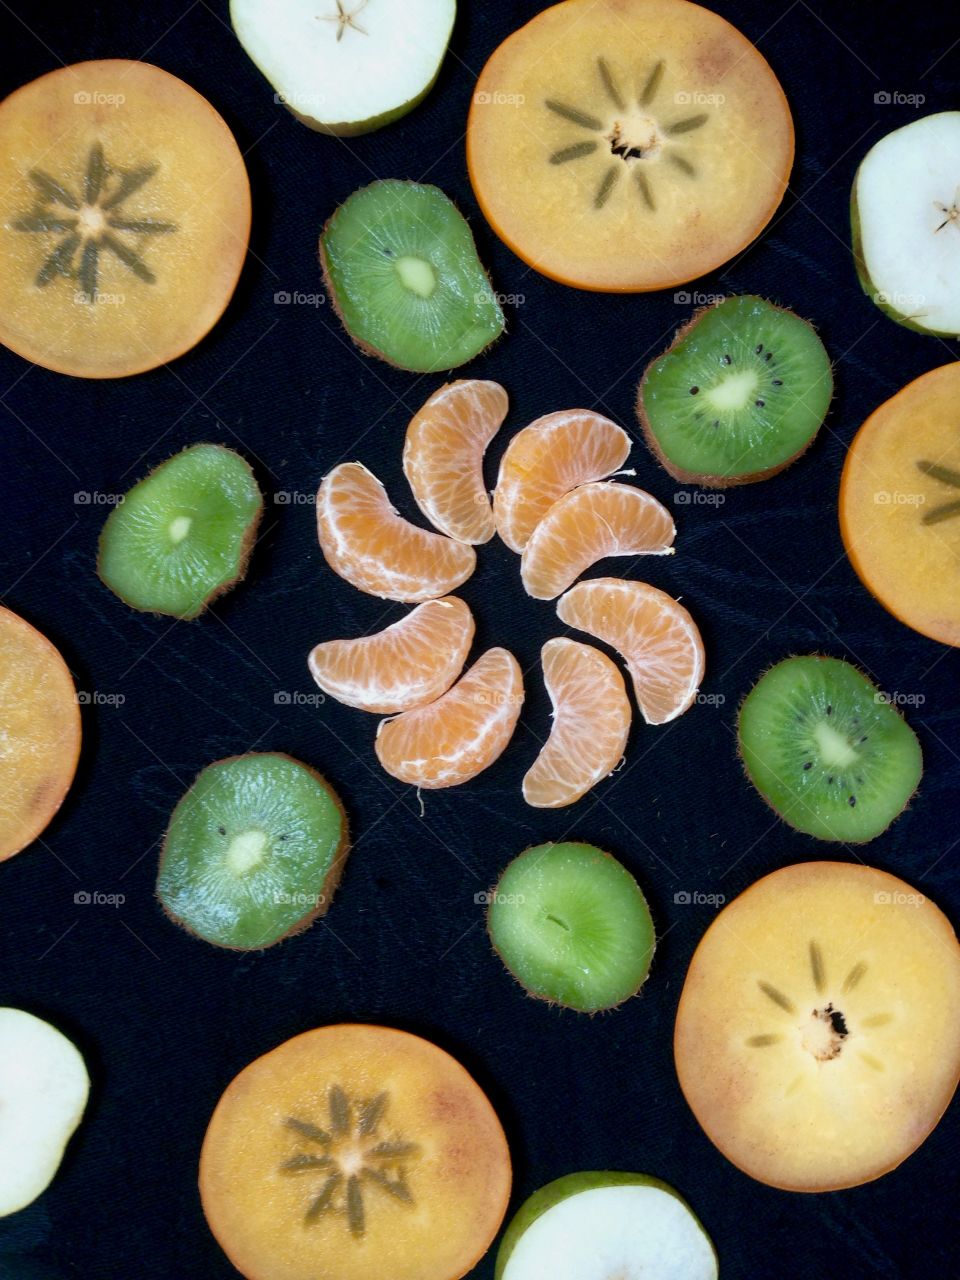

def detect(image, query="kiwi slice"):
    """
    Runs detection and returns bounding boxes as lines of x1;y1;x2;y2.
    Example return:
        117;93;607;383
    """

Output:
487;842;655;1013
98;443;263;619
320;180;505;372
738;656;922;843
638;295;833;486
156;753;348;950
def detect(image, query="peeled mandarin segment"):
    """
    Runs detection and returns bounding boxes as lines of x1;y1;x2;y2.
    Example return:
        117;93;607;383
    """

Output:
375;648;523;788
200;1024;512;1280
520;481;675;599
0;60;250;378
674;861;960;1192
0;607;81;861
466;0;793;292
403;379;509;544
522;639;630;809
556;577;704;725
308;597;475;714
493;410;631;553
316;462;476;602
839;362;960;646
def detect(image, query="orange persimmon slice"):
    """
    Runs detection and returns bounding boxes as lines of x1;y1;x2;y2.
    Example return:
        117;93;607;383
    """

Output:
0;606;81;860
200;1023;512;1280
0;60;250;378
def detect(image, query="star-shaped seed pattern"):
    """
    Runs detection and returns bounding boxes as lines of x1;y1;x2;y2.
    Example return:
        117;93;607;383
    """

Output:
917;458;960;526
281;1085;418;1237
321;0;369;42
12;141;177;303
933;187;960;234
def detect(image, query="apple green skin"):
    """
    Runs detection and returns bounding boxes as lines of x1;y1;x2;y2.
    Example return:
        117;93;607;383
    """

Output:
494;1171;718;1280
850;168;955;338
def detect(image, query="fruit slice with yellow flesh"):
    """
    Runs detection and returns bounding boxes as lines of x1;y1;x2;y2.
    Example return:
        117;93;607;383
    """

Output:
0;60;250;378
674;861;960;1192
839;362;960;646
467;0;793;292
200;1024;512;1280
0;606;81;862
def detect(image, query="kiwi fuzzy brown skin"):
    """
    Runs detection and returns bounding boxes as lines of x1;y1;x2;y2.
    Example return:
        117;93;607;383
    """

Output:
318;180;504;373
636;297;833;489
156;752;350;951
96;444;263;621
735;654;922;844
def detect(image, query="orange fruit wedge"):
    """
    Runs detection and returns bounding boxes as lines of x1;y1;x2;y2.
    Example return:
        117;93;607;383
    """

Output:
317;462;476;602
493;410;631;552
557;577;704;724
0;60;250;378
0;606;81;860
403;380;508;544
520;480;675;599
308;597;475;714
375;648;523;788
466;0;793;292
522;638;631;808
839;362;960;646
200;1023;512;1280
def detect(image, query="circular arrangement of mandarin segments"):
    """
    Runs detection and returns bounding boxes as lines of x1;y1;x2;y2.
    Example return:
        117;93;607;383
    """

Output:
466;0;794;292
311;380;707;805
839;362;960;647
0;60;250;378
199;1023;512;1280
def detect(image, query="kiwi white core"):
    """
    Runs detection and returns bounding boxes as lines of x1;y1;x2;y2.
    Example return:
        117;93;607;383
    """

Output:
501;1184;717;1280
225;828;269;876
396;254;437;298
855;111;960;335
0;1008;89;1217
705;369;759;413
813;721;858;769
168;515;193;544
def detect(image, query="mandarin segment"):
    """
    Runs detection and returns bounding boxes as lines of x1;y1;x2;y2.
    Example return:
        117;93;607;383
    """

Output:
375;648;523;788
556;577;704;725
522;639;630;808
0;607;81;862
520;481;675;599
200;1024;512;1280
403;380;508;544
317;462;476;602
308;597;475;715
493;411;631;552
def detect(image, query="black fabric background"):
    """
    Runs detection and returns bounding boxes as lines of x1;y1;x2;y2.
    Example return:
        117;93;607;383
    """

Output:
0;2;957;1277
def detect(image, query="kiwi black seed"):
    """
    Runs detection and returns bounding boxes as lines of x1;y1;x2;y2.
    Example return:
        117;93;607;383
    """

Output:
156;753;349;950
637;295;833;486
738;656;922;843
319;179;504;373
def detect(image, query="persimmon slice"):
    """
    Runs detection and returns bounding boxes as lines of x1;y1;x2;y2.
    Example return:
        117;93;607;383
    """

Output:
467;0;793;292
840;362;960;646
0;606;80;861
200;1023;511;1280
0;60;250;378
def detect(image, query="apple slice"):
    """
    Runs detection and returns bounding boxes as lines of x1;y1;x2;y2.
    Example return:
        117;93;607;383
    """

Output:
231;0;456;135
0;1009;89;1217
496;1172;717;1280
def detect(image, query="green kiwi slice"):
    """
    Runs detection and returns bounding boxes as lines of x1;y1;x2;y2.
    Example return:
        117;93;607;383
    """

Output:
486;842;655;1012
738;656;922;843
638;295;833;486
156;753;349;950
98;443;262;619
320;180;505;372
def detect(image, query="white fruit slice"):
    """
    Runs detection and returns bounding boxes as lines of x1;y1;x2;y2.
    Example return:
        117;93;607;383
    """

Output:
497;1173;717;1280
0;1009;89;1216
231;0;456;136
853;111;960;336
